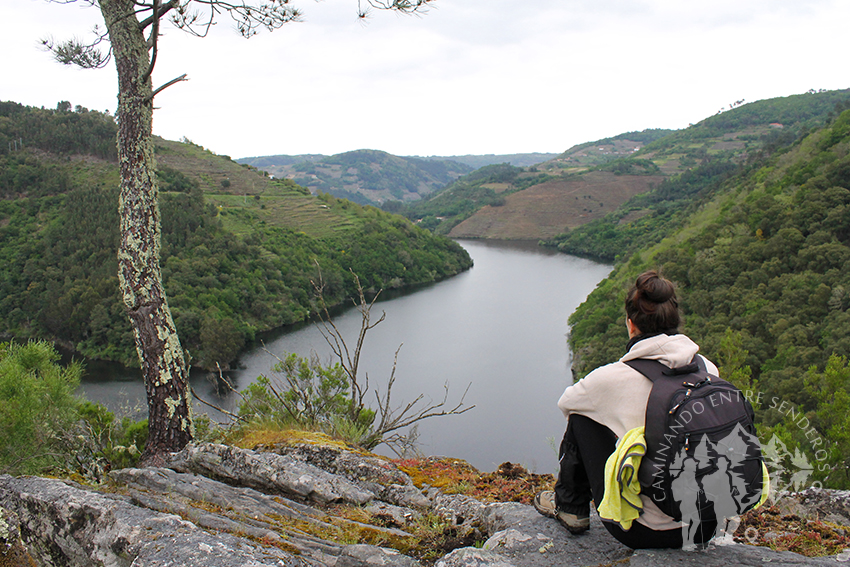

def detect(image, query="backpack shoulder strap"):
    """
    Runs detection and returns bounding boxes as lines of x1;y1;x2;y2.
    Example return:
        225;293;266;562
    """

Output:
623;356;705;381
626;356;703;510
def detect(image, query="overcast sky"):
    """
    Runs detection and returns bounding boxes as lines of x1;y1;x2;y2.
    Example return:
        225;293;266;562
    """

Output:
4;0;848;159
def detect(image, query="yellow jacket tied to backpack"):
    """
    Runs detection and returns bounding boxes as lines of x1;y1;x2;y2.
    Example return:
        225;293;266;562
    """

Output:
598;426;646;530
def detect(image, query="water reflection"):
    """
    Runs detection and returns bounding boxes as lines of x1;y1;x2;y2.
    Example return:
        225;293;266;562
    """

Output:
78;240;611;471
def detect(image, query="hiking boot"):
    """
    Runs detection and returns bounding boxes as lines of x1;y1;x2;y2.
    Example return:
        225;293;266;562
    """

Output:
533;490;590;534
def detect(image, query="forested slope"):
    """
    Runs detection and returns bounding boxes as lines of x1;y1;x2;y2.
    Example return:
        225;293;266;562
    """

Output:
546;89;850;261
567;108;850;488
0;101;472;370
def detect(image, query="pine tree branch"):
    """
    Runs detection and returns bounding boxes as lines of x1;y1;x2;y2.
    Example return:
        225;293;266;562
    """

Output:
145;73;188;102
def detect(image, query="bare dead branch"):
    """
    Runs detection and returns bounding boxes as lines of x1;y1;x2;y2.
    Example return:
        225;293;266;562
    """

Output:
138;0;181;29
141;0;161;81
198;362;250;422
190;386;247;423
188;363;248;423
312;268;386;423
146;73;188;101
309;265;473;451
379;381;474;435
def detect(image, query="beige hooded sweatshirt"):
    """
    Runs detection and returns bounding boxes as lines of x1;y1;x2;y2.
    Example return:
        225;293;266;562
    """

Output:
558;333;719;531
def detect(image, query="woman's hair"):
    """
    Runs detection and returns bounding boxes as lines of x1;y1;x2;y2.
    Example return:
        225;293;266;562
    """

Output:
625;270;680;335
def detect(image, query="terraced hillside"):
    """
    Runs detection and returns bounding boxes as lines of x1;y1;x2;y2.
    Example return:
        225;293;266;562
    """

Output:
155;138;366;238
449;172;663;240
415;89;850;241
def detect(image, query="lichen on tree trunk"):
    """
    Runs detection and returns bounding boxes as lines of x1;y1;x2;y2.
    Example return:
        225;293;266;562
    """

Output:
100;0;193;464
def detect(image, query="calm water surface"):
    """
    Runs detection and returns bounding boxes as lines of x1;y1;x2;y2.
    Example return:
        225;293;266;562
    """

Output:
79;240;611;472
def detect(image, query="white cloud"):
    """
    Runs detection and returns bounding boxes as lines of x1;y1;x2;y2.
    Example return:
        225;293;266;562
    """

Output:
3;0;848;158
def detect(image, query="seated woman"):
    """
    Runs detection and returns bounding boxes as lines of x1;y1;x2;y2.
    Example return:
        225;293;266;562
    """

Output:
533;270;719;549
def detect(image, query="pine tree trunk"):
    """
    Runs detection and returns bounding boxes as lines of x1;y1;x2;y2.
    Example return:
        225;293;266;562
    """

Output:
100;0;193;465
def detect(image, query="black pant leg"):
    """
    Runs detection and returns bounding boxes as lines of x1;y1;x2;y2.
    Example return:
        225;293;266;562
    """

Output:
553;413;617;514
603;519;683;549
553;414;683;550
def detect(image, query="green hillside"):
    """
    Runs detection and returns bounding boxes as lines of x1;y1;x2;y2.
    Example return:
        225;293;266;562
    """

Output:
410;90;850;241
0;101;472;371
406;130;670;237
405;163;549;234
544;89;850;259
567;106;850;488
546;129;675;171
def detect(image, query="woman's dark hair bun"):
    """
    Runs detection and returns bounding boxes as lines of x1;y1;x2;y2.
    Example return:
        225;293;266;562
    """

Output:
635;271;675;303
625;270;680;334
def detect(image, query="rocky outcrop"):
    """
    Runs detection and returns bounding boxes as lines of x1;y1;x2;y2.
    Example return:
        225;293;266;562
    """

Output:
167;443;376;506
1;441;848;566
774;488;850;526
0;474;307;567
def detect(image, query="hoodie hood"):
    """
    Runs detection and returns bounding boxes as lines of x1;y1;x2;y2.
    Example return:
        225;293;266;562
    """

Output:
619;333;699;369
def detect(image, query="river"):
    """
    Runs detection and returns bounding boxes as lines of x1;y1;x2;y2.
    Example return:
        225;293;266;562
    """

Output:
79;239;611;472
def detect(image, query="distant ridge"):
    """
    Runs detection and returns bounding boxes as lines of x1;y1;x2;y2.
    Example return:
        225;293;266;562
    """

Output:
237;154;325;168
237;152;559;171
413;153;560;169
238;150;472;205
235;151;558;205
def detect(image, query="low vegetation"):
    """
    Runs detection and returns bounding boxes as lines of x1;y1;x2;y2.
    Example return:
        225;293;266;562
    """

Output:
0;340;146;477
395;458;554;505
2;340;846;561
736;505;850;557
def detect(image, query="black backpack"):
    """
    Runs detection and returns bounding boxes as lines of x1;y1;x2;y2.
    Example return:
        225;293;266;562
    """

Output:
624;356;764;522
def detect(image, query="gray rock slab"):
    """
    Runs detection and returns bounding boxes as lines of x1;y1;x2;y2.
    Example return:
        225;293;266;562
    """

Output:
376;482;432;509
111;467;415;562
111;466;322;523
275;444;411;486
430;490;492;527
435;547;517;567
483;528;554;554
480;503;632;567
775;488;850;527
168;442;375;505
336;544;422;567
628;542;840;566
6;445;848;567
476;503;845;567
0;474;309;567
271;443;431;509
